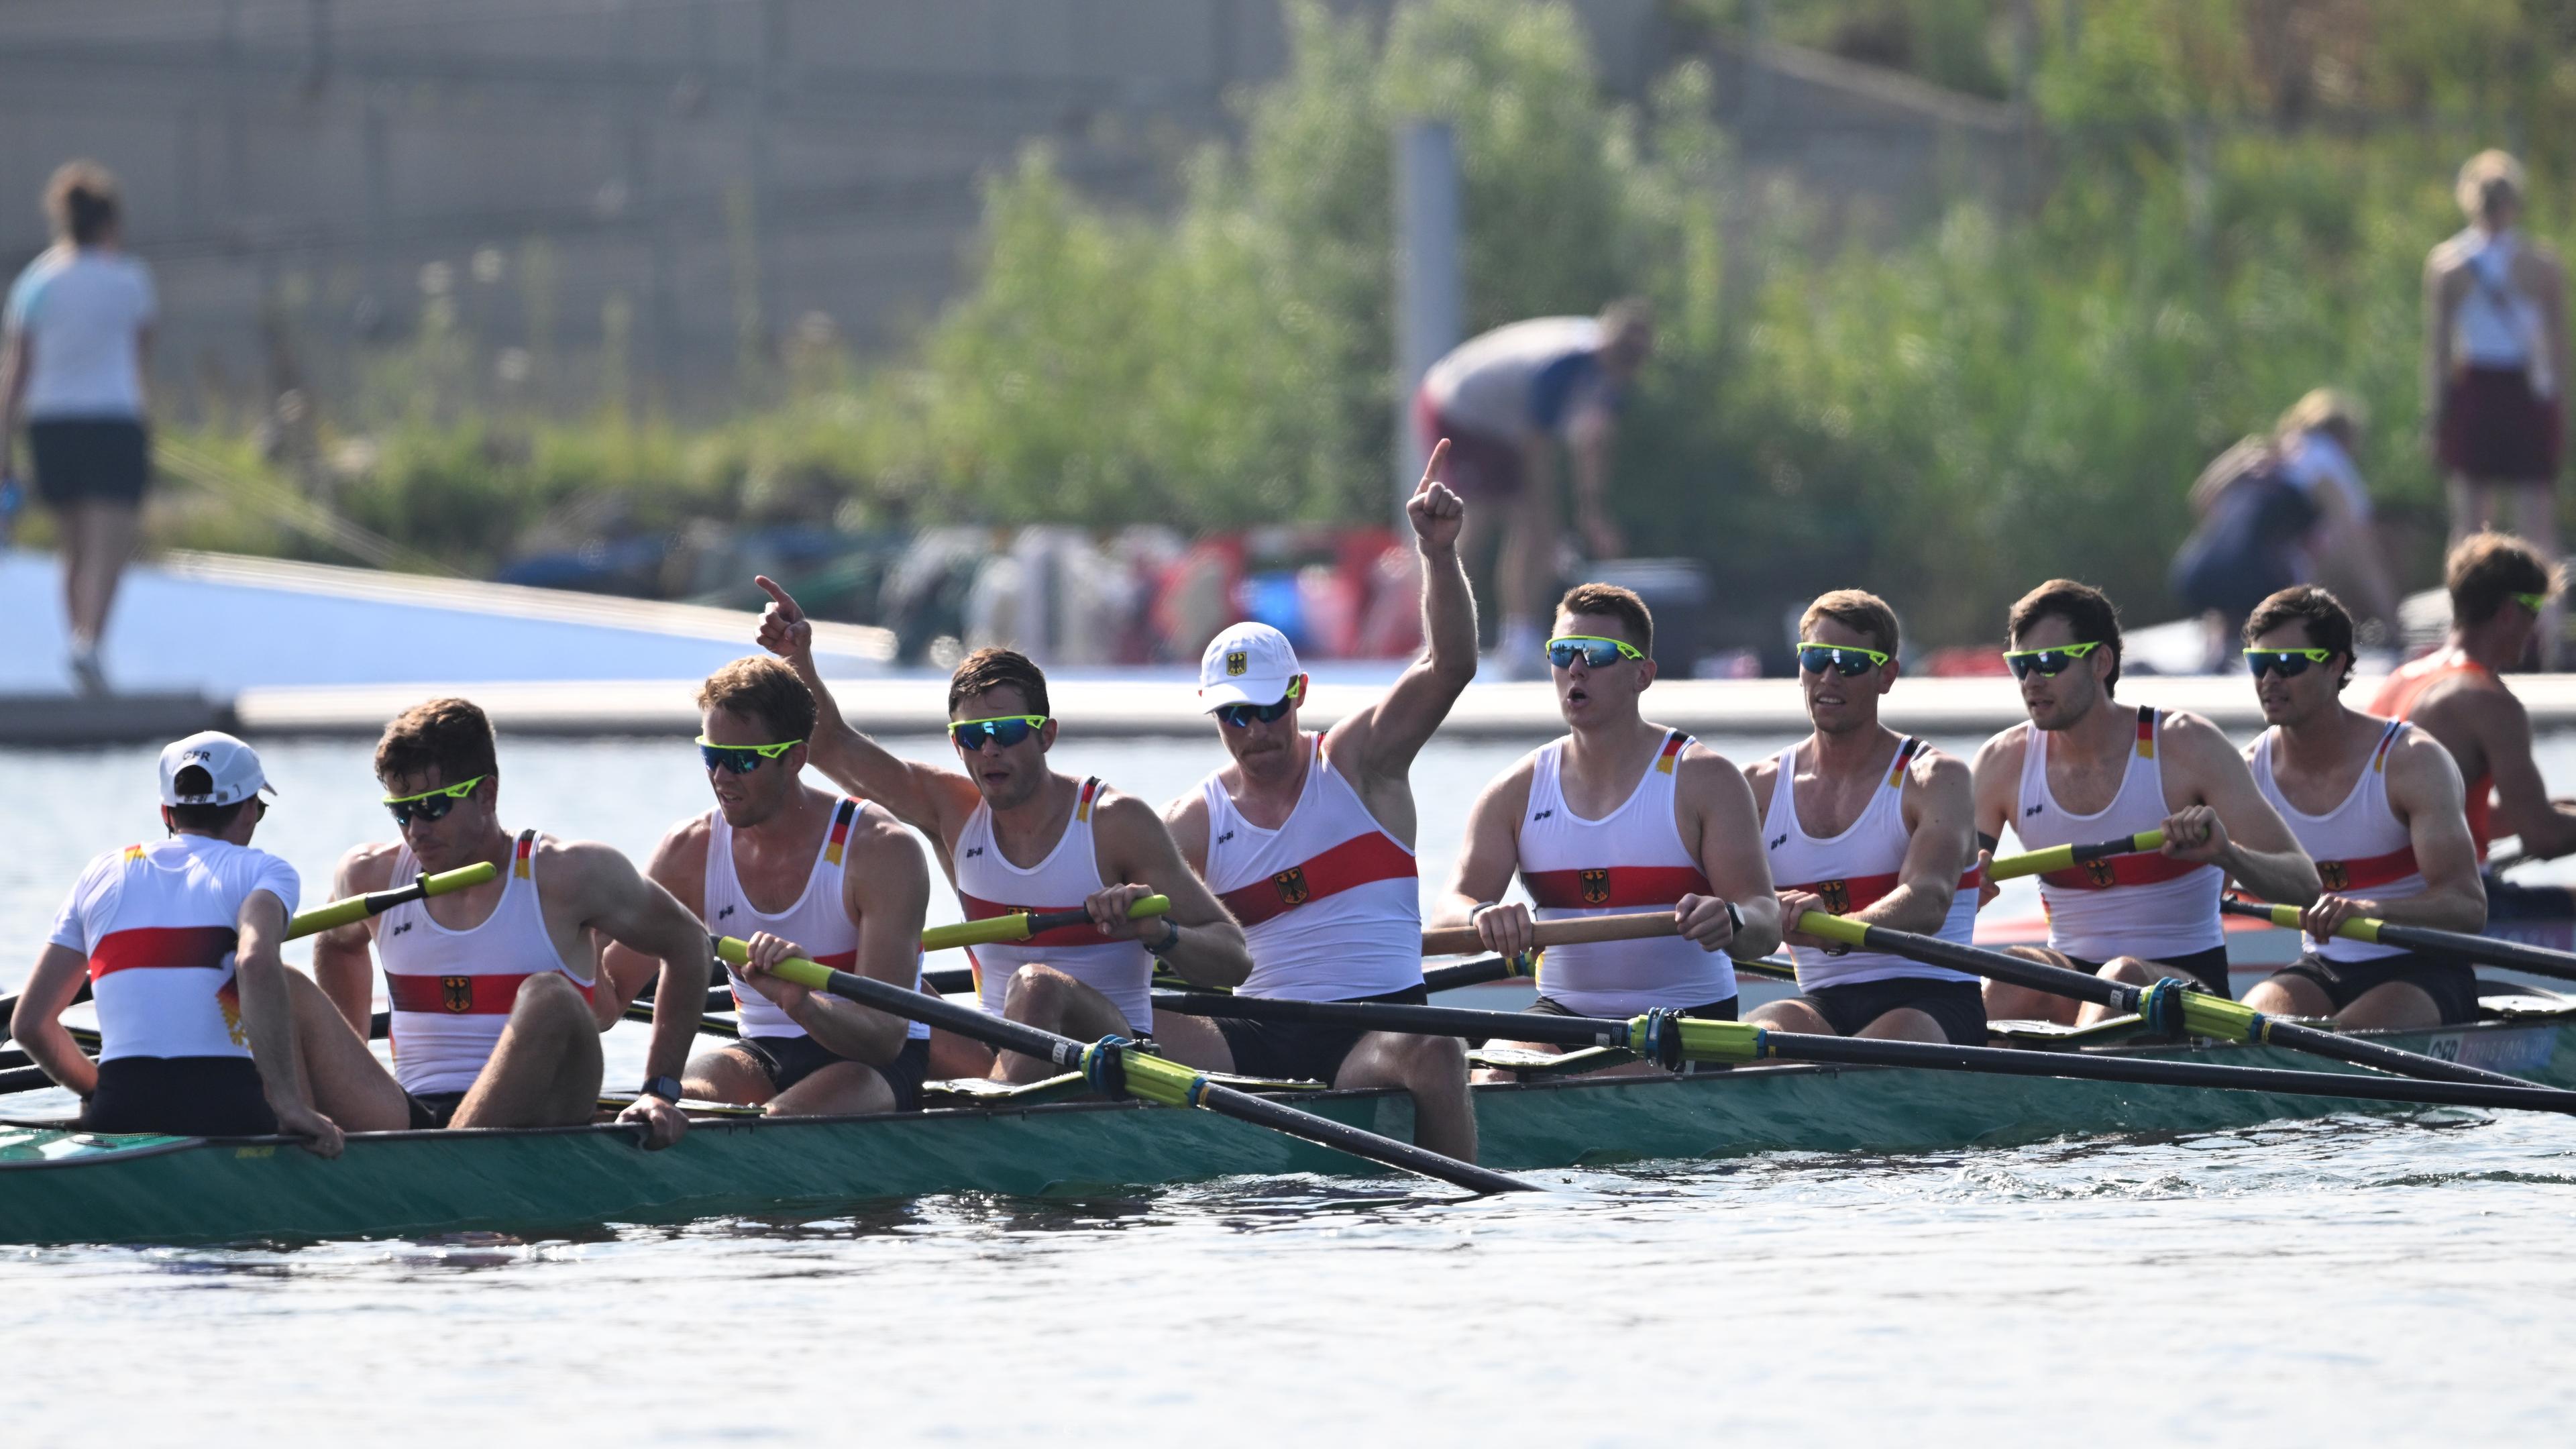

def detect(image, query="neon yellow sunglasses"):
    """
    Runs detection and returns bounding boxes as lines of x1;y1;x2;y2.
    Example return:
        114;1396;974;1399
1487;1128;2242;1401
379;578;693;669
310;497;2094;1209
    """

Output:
2516;591;2551;614
2002;641;2103;679
949;714;1049;750
1546;635;1646;667
382;774;488;826
697;737;802;774
2243;646;2333;678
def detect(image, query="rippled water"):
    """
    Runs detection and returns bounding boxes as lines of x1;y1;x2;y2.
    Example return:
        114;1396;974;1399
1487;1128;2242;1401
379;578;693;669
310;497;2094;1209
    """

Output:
7;734;2576;1443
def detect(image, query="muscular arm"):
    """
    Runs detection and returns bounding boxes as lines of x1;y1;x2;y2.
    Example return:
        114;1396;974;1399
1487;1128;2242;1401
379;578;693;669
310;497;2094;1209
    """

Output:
1682;751;1782;960
1431;761;1532;930
2476;692;2576;858
790;813;932;1067
310;844;399;1035
755;575;979;851
598;819;709;1024
10;945;95;1097
561;841;712;1083
1858;752;1976;935
2168;714;2321;906
1324;448;1475;824
229;890;313;1116
2366;735;2487;933
1968;728;2024;854
1092;794;1254;989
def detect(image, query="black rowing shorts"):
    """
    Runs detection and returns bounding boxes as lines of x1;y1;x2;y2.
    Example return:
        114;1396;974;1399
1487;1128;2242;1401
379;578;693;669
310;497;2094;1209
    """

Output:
83;1055;277;1137
2263;952;2481;1026
406;1091;468;1130
731;1032;932;1112
1218;985;1430;1085
1786;977;1988;1045
2066;943;2235;998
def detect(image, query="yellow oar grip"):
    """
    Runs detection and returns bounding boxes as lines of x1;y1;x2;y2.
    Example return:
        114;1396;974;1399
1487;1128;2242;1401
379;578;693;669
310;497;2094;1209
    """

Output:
716;935;835;992
1796;910;1871;948
2252;900;2383;945
284;860;498;938
1986;829;2166;882
919;894;1173;953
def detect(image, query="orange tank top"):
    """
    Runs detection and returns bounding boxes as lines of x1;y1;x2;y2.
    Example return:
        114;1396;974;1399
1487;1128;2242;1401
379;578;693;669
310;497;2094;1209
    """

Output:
2369;648;2496;856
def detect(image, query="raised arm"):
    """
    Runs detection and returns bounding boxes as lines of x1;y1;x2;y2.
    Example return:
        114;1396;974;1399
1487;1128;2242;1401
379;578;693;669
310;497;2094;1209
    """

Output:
1324;441;1476;802
310;844;399;1036
753;575;979;850
230;887;343;1157
2476;691;2576;859
1436;758;1537;959
2163;713;2321;906
1087;792;1254;990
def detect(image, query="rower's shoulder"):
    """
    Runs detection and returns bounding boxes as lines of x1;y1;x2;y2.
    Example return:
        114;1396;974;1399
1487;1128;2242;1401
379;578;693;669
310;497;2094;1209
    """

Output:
1668;733;1753;799
335;839;405;892
1083;782;1165;839
845;798;922;853
1970;720;2032;772
648;810;717;867
1904;741;1970;793
531;832;647;890
2381;717;2469;787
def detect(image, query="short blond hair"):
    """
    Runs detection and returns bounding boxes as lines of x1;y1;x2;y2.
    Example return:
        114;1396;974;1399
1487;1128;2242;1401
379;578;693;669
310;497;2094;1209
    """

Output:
2458;149;2527;220
1799;588;1900;657
697;656;816;742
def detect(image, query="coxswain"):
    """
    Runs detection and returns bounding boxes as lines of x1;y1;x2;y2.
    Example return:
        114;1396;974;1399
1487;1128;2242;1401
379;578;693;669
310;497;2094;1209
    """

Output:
1150;448;1478;1158
1436;582;1784;1072
14;733;378;1151
755;581;1253;1083
310;699;707;1144
2371;531;2576;863
1973;580;2320;1024
2235;587;2487;1028
600;658;934;1114
1742;591;1987;1045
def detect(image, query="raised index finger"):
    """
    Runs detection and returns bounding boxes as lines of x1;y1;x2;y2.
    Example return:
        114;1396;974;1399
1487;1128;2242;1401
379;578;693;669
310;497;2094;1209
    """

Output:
1414;437;1452;493
754;574;802;618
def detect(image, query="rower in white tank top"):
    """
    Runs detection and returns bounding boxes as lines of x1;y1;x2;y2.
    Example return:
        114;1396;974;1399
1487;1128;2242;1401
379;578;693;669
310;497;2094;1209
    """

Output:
1518;729;1735;1014
47;835;301;1063
2251;718;2423;965
380;830;596;1095
1198;733;1422;1002
2015;706;2224;962
954;777;1153;1028
1761;737;1980;989
705;796;929;1042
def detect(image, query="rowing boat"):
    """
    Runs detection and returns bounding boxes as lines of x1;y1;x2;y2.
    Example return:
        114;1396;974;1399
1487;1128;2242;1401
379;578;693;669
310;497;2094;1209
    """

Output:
6;988;2571;1247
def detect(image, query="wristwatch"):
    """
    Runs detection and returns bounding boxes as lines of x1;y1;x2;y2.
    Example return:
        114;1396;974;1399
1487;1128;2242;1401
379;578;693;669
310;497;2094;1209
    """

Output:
641;1074;684;1104
1143;917;1183;957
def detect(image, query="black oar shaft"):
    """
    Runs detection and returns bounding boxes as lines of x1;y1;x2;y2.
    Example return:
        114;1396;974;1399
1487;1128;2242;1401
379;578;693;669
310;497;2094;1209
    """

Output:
2219;898;2576;983
1159;991;1619;1049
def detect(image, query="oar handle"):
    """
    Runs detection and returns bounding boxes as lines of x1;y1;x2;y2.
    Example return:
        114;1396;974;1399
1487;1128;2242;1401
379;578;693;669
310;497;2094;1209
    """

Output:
2220;897;2576;983
285;861;499;940
919;894;1173;953
1421;910;1677;958
1984;830;2165;882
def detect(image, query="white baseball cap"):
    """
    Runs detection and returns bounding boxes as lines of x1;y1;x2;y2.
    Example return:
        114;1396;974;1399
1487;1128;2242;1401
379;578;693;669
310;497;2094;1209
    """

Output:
1198;622;1303;711
159;731;276;808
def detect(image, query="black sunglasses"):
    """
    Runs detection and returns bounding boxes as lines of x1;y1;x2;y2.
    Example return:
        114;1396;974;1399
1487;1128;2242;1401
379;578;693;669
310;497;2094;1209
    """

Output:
383;775;487;827
1216;698;1296;729
2002;641;2103;680
2243;647;2334;679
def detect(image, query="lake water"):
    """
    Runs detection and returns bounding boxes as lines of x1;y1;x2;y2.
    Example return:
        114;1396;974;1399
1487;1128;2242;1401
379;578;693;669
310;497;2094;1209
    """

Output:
5;731;2576;1444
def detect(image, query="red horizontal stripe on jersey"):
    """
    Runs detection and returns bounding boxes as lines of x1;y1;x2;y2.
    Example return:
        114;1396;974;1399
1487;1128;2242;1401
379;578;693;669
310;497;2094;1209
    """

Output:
2314;845;2420;893
1524;865;1713;910
958;892;1106;949
1216;830;1419;928
1778;867;1986;913
386;971;596;1015
2039;852;2207;891
87;925;237;979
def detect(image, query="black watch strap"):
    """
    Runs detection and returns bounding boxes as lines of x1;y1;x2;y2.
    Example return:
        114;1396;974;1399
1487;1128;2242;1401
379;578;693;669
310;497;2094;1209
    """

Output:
641;1074;684;1103
1144;916;1183;957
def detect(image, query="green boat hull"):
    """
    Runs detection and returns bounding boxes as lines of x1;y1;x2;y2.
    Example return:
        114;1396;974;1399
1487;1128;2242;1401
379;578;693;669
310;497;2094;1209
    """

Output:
5;1015;2569;1246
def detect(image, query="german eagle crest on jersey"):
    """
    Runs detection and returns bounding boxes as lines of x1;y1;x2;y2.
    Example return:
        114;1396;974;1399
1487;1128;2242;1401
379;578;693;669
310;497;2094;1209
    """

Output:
1579;868;1611;906
2083;859;2117;888
441;975;474;1012
2318;859;2349;891
1272;867;1309;906
1226;650;1249;676
1817;878;1851;913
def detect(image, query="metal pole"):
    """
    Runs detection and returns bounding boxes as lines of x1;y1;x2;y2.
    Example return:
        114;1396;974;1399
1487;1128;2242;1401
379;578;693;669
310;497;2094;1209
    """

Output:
1393;119;1461;527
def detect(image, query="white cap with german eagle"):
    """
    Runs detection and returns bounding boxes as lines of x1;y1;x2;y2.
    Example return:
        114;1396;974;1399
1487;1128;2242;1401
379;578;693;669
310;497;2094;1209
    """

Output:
1198;621;1302;710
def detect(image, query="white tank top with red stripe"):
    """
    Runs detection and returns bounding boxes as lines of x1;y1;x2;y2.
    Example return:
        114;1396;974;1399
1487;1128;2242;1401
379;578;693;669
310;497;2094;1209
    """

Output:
2016;707;2224;961
2252;719;2422;965
706;797;929;1042
954;777;1152;1029
1761;737;1980;989
1198;734;1422;1002
379;831;596;1095
45;835;302;1062
1517;729;1734;1014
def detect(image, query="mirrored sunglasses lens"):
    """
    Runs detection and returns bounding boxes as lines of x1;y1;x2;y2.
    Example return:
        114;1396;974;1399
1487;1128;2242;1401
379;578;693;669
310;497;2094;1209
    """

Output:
2251;652;2314;678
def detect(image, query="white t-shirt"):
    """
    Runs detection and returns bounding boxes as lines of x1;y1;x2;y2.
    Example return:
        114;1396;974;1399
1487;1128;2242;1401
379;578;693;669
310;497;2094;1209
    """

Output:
48;835;300;1062
4;247;155;421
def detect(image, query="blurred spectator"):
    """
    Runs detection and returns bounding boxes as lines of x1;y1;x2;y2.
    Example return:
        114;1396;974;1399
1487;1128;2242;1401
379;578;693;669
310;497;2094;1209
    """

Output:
2427;150;2569;665
0;161;157;694
1415;301;1652;679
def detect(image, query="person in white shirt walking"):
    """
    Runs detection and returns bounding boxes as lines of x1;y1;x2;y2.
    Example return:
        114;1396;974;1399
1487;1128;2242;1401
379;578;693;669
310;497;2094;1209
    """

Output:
0;161;158;693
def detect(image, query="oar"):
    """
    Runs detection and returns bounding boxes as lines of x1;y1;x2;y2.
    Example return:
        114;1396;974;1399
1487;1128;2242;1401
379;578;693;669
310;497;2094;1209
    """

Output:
920;895;1171;954
714;936;1532;1195
1421;910;1678;957
284;861;498;939
2220;899;2576;984
1984;830;2165;882
1148;990;2576;1116
1793;910;2538;1090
